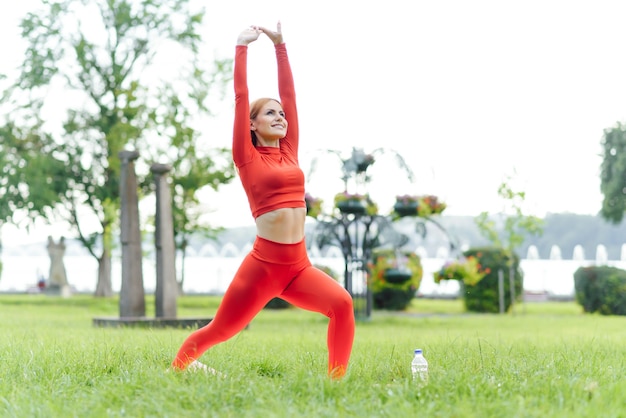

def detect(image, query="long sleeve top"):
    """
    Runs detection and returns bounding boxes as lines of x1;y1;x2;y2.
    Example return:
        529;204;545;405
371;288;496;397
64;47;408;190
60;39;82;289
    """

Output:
232;43;306;219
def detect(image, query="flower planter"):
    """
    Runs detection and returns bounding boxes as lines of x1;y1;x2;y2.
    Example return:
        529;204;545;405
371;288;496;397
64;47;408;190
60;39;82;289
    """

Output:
356;161;372;173
337;200;366;215
384;268;413;284
306;202;321;218
393;201;418;217
305;193;323;218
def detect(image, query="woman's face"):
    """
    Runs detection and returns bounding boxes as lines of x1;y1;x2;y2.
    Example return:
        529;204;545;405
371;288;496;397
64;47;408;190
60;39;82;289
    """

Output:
250;100;288;142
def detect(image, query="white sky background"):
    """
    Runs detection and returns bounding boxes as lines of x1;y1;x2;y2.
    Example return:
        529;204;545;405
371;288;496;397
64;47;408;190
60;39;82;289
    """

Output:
2;0;626;242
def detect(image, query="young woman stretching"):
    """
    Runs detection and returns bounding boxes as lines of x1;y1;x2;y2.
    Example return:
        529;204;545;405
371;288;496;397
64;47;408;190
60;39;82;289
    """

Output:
171;22;355;379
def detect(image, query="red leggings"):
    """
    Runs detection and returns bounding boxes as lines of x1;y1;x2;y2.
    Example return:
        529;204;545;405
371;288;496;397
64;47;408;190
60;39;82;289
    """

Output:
171;236;355;378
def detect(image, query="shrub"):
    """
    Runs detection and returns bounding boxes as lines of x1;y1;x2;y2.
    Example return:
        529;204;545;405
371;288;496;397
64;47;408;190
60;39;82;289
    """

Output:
461;247;523;313
574;266;626;315
433;255;489;286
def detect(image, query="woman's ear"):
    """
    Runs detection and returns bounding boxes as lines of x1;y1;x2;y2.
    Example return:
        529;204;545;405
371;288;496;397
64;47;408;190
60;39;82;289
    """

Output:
250;120;256;131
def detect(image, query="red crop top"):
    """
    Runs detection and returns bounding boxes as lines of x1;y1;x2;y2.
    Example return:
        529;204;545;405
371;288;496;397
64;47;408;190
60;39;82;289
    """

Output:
232;43;306;219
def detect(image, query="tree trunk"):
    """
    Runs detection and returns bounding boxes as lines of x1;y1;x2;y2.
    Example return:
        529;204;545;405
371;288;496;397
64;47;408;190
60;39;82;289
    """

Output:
94;248;113;297
509;263;516;315
178;248;186;296
0;233;3;281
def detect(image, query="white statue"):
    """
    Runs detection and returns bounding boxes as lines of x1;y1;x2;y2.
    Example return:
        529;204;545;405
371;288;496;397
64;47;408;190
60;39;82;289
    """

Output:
47;236;68;288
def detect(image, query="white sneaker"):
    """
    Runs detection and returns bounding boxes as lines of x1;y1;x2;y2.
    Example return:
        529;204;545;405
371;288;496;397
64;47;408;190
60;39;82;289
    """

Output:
187;360;225;377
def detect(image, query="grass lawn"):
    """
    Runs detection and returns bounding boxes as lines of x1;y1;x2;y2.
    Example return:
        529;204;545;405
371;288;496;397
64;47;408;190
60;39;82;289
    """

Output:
0;294;624;417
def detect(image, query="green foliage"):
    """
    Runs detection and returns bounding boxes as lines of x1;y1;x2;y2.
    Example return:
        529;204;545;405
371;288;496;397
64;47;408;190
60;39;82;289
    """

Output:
433;255;489;286
462;247;523;313
600;122;626;224
368;249;422;310
574;266;626;315
141;70;235;253
0;122;69;226
475;179;544;253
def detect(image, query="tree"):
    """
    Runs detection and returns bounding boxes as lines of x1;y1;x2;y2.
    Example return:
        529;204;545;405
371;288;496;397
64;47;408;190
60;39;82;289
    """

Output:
600;122;626;224
2;0;234;296
475;176;544;312
141;92;235;293
0;122;69;226
475;179;544;252
169;148;235;294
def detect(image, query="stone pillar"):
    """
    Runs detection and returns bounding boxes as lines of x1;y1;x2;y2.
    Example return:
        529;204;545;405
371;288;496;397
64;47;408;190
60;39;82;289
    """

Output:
119;150;145;318
151;163;177;318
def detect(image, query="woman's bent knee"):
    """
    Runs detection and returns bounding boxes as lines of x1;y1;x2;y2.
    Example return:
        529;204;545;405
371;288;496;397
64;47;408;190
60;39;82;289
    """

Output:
333;290;354;314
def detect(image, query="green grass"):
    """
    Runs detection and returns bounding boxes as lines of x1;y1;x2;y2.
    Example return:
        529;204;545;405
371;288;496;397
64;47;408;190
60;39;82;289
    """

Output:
1;294;625;417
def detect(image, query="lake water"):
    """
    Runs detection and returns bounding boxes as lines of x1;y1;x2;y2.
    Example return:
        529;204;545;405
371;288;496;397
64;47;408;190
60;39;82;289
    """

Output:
3;253;624;298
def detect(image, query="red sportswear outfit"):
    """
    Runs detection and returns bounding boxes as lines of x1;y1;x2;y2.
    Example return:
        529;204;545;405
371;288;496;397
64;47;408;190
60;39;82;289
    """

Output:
172;43;355;378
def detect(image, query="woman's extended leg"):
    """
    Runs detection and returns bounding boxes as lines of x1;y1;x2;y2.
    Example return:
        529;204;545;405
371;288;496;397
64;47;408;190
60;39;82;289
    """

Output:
171;253;280;369
280;266;355;378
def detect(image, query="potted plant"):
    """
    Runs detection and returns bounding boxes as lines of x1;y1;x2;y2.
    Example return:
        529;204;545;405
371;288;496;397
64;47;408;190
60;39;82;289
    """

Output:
418;194;446;217
334;191;367;215
355;152;375;173
305;193;323;219
392;194;447;219
393;194;420;217
368;249;423;310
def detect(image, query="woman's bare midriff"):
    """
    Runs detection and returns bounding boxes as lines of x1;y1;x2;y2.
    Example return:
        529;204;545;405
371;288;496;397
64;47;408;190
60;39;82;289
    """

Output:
255;207;307;244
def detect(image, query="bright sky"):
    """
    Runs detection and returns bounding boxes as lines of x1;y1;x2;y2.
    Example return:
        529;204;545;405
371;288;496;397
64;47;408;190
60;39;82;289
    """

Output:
2;0;626;242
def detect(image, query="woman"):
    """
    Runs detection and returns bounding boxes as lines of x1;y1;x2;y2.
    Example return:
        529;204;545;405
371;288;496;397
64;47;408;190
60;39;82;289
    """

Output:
171;22;355;379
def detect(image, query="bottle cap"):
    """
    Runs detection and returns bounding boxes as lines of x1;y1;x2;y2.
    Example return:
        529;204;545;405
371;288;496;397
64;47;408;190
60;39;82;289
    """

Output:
414;348;423;355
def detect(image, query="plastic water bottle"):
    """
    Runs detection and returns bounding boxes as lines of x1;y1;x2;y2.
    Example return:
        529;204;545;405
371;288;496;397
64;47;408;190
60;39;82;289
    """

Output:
411;348;428;384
